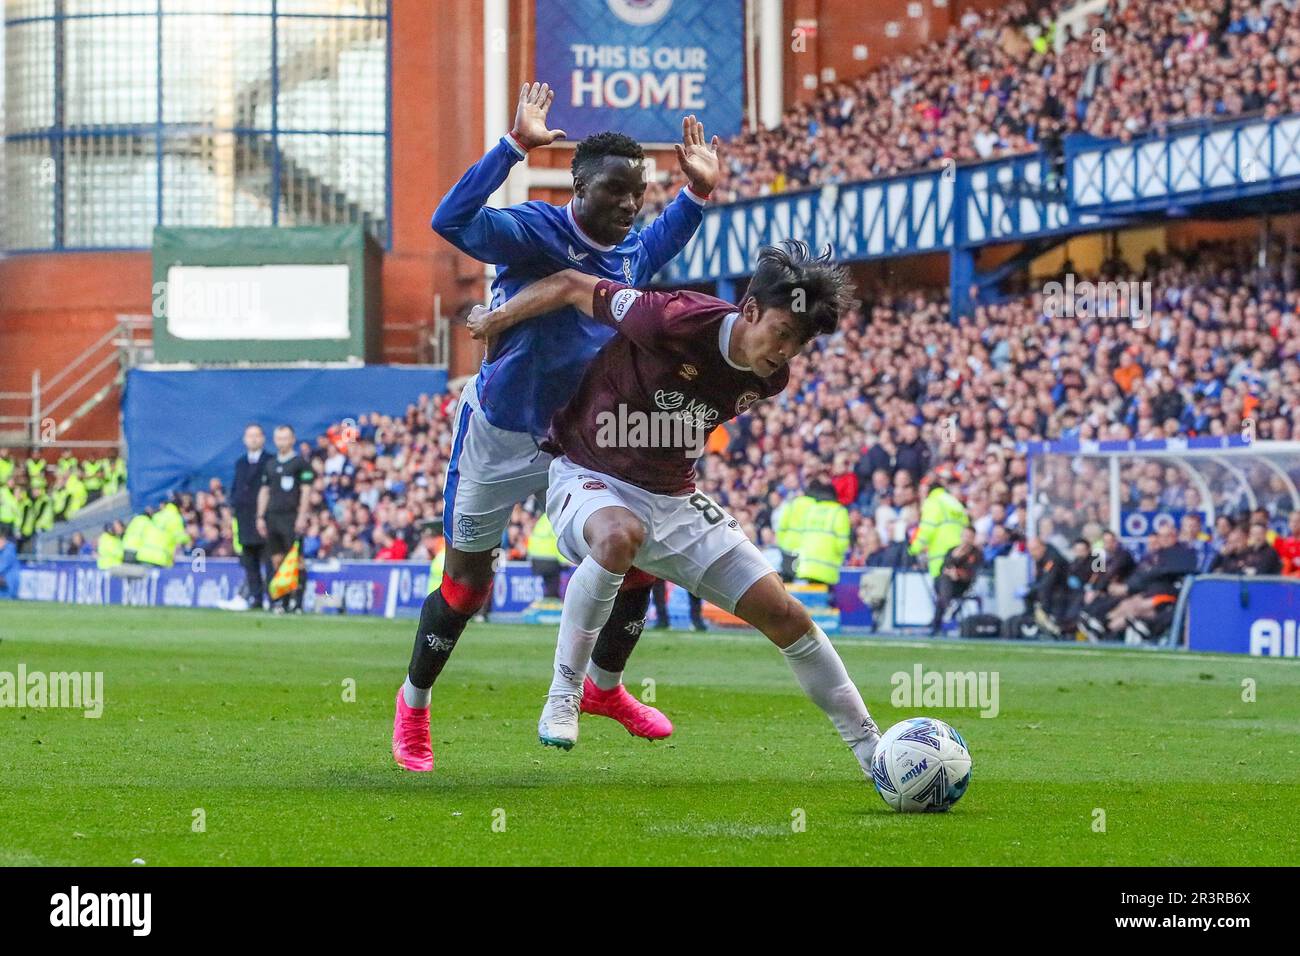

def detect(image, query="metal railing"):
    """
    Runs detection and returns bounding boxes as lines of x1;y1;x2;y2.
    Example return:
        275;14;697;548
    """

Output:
0;314;152;450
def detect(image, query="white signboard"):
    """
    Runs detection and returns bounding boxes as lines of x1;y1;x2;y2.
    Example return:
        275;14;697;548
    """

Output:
165;264;351;340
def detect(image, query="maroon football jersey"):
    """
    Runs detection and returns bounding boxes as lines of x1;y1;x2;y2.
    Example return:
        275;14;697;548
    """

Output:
547;279;790;495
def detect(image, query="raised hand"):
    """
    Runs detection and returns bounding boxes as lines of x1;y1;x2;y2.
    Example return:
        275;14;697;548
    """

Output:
674;114;722;198
510;82;567;151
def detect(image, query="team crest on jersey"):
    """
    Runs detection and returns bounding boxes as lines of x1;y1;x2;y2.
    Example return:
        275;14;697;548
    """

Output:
455;513;480;542
582;479;608;491
678;363;698;381
610;288;640;323
622;257;634;284
736;390;760;415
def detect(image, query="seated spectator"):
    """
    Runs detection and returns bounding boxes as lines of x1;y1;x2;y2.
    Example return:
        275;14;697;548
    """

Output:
1022;537;1073;638
930;526;983;636
1210;525;1250;573
1084;525;1198;642
1240;522;1282;575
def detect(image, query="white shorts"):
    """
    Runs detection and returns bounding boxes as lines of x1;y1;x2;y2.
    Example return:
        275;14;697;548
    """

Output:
545;456;775;613
443;378;552;552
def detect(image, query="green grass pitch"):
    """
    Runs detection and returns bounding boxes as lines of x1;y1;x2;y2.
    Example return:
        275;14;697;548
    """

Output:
2;603;1297;866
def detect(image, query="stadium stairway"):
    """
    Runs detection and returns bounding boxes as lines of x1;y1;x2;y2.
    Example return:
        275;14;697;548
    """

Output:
34;491;132;559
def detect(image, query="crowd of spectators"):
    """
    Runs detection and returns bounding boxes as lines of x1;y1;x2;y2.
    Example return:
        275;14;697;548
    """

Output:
122;234;1300;592
640;0;1300;208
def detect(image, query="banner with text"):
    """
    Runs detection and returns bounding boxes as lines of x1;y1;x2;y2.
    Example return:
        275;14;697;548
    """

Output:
535;0;744;142
13;558;879;629
1183;574;1300;656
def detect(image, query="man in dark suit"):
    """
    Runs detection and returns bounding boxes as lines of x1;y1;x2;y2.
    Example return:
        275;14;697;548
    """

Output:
232;424;271;610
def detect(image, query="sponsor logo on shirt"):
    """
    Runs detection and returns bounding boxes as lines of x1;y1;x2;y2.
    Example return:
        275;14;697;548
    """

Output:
610;288;640;322
653;389;684;410
567;244;589;263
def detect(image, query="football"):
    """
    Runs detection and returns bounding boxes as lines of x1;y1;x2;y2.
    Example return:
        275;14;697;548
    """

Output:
871;717;972;813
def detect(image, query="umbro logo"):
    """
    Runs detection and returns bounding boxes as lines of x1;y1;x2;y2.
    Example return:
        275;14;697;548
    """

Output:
567;244;589;262
558;664;577;680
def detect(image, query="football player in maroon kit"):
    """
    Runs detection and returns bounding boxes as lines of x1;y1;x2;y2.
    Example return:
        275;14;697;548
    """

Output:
468;240;882;779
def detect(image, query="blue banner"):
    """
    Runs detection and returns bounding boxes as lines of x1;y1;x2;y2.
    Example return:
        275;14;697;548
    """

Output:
124;365;447;512
13;558;880;629
535;0;743;142
1183;575;1300;656
14;557;541;619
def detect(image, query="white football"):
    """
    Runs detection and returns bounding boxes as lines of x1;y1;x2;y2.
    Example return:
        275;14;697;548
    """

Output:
871;717;972;812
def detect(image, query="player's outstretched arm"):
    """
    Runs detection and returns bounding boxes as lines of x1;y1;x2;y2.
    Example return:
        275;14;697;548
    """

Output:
638;115;720;275
430;82;566;263
466;270;601;342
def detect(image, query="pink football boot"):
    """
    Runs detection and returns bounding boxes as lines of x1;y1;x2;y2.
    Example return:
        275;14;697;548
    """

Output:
392;688;434;772
580;675;673;740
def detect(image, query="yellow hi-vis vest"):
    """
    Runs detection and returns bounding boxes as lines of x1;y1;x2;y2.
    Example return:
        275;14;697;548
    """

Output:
0;486;17;527
82;459;103;492
96;532;125;569
27;494;54;535
527;513;564;562
426;548;446;595
794;499;851;586
122;514;153;554
776;495;814;553
155;503;191;554
65;474;88;516
0;457;13;483
909;486;969;577
135;519;173;567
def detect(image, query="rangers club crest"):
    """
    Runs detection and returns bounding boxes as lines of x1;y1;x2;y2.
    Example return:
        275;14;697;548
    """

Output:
607;0;673;26
736;390;760;414
622;257;634;284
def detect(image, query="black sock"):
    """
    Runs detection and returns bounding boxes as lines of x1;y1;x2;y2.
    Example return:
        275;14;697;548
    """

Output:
407;590;473;689
591;584;652;674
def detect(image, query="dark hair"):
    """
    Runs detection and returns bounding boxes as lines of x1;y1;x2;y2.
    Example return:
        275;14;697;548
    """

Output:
571;131;644;182
741;239;856;339
275;424;295;436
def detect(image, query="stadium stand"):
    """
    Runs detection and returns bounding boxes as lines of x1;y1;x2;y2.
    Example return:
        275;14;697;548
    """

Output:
660;0;1300;204
68;231;1292;632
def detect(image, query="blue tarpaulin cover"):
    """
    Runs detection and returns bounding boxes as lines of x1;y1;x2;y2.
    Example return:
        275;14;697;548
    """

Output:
124;366;448;511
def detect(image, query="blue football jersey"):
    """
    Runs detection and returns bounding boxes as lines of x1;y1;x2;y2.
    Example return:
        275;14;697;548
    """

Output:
431;135;705;438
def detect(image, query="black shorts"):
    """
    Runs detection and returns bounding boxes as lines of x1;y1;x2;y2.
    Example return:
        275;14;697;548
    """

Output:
265;513;297;556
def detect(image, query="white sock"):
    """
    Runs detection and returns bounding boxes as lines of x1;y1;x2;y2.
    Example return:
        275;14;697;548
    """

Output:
588;661;622;691
780;625;877;750
403;676;431;709
549;557;625;697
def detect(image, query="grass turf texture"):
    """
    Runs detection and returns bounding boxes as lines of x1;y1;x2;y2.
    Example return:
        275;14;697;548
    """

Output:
2;603;1297;866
